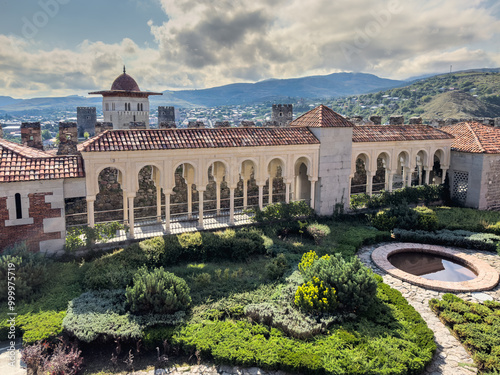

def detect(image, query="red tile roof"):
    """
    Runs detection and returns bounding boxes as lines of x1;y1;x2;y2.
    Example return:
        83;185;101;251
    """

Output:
290;105;354;128
352;125;454;142
440;122;500;154
0;139;85;182
80;127;320;152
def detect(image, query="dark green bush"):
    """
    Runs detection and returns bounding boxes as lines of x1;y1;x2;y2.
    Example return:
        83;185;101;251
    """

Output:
414;206;439;231
306;223;331;245
301;252;378;314
126;267;191;315
265;253;289;280
429;294;500;372
0;242;49;302
139;236;165;265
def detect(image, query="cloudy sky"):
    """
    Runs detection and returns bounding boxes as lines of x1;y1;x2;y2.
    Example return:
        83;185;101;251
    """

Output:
0;0;499;98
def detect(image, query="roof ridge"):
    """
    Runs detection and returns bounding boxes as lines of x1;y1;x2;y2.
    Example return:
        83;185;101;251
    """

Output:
467;122;486;153
0;138;52;158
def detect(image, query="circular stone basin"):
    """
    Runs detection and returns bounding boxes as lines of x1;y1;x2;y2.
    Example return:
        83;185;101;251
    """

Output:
371;243;499;292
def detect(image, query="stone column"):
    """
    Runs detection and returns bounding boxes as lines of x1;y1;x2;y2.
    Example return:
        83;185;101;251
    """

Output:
164;193;171;234
402;168;407;187
128;195;135;238
424;168;431;185
122;191;128;225
418;166;423;186
86;196;95;228
216;182;221;215
198;189;205;229
406;168;412;187
156;187;162;222
268;177;273;205
229;187;236;225
285;182;291;203
243;179;248;209
441;167;449;184
187;184;193;219
310;180;316;210
258;183;265;210
387;171;394;192
366;171;374;196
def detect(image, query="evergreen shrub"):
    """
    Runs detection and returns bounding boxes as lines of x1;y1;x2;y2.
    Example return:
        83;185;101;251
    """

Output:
306;223;331;245
265;253;289;280
125;267;191;315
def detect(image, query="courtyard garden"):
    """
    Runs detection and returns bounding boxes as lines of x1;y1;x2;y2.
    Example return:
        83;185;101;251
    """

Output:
2;188;500;374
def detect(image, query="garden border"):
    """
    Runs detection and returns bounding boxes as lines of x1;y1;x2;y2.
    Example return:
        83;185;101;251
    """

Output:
371;242;499;292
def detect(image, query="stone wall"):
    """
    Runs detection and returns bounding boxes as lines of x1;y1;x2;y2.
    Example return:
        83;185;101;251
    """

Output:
485;155;500;211
0;193;62;252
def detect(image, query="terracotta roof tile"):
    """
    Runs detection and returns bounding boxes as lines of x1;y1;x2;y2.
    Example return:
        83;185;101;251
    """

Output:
440;122;500;154
80;127;320;152
352;125;454;142
290;105;354;128
0;139;85;183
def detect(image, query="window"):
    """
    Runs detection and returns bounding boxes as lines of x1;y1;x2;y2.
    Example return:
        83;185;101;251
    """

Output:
133;115;136;122
15;193;22;219
105;103;109;111
112;103;115;111
453;171;469;203
141;103;144;111
137;103;140;111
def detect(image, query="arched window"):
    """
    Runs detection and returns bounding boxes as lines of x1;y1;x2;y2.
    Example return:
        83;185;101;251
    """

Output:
137;103;140;111
15;193;22;219
112;103;115;111
105;103;109;111
133;115;136;122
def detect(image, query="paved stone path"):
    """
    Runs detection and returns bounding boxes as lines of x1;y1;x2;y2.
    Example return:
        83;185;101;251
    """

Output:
357;243;500;375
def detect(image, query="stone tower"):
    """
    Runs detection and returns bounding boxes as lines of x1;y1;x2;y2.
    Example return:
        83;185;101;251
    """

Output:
77;107;97;137
158;106;176;128
57;122;79;155
21;122;43;150
271;104;293;127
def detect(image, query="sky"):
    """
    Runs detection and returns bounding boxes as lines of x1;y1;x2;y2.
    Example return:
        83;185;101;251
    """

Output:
0;0;499;98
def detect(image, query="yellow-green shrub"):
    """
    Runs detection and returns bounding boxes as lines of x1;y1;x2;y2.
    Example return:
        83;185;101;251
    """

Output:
294;276;337;312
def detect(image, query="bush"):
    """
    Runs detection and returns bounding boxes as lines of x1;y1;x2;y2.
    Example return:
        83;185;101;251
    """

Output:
394;228;500;252
65;222;125;251
429;294;500;372
300;252;378;314
17;311;66;345
126;267;191;315
414;206;439;231
265;253;289;280
252;201;314;234
22;339;83;375
306;223;331;245
294;276;337;312
0;242;49;302
372;204;439;232
139;236;165;265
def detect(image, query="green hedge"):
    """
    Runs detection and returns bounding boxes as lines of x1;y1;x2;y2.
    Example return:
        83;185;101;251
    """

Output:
430;294;500;373
171;278;435;374
393;228;500;253
350;185;444;210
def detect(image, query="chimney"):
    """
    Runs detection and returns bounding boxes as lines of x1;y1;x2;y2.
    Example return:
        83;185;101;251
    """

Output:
57;122;78;155
409;117;423;125
495;118;500;128
129;122;147;130
95;122;113;135
389;116;404;125
188;121;205;129
21;122;44;150
444;118;459;126
240;121;255;127
369;115;382;125
214;121;230;128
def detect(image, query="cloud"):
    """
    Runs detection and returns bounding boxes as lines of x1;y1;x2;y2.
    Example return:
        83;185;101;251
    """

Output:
0;0;499;97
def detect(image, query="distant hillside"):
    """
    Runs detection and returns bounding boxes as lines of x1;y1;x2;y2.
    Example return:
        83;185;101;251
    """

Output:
326;70;500;122
0;72;403;113
162;72;403;107
421;91;500;119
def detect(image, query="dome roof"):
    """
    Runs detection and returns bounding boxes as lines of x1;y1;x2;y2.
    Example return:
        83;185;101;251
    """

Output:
111;71;140;92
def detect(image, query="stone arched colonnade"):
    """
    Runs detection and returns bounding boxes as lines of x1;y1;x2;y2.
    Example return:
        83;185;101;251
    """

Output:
83;146;319;238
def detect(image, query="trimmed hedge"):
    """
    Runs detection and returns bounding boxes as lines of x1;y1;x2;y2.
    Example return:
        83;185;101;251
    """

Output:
394;228;500;253
430;294;500;373
172;277;435;374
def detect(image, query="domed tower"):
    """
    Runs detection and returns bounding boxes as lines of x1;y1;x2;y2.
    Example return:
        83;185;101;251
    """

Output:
89;67;162;130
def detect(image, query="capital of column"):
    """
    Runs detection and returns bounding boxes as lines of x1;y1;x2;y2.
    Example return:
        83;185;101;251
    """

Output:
197;188;207;193
126;192;136;199
228;185;238;190
256;181;267;187
86;195;96;202
308;177;318;183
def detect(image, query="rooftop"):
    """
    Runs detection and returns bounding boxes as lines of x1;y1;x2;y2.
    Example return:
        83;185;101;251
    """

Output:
352;125;454;142
0;139;84;182
290;105;355;128
80;127;320;152
440;122;500;154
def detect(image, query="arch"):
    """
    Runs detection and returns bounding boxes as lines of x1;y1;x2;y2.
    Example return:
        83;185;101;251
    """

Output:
267;157;286;205
373;152;391;193
134;165;163;221
430;149;445;184
351;153;370;194
295;162;311;201
413;150;428;186
294;155;313;177
95;166;126;223
267;157;286;177
353;152;370;174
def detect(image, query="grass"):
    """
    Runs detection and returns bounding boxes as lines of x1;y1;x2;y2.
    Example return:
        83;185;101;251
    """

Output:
434;206;500;232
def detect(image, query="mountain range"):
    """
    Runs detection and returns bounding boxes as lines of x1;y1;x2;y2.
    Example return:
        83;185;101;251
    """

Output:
0;72;403;113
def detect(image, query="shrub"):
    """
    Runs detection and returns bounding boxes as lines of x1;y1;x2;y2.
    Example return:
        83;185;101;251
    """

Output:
65;222;125;251
300;252;378;314
294;276;337;313
139;236;165;265
414;206;439;231
306;223;331;245
370;209;397;231
265;253;289;280
394;228;500;252
430;294;500;372
17;311;66;345
177;232;203;261
126;267;191;315
21;339;83;375
0;242;49;302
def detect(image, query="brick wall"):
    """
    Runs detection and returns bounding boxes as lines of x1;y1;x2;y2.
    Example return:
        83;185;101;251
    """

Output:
0;193;62;252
